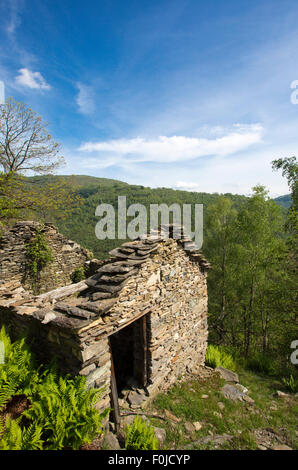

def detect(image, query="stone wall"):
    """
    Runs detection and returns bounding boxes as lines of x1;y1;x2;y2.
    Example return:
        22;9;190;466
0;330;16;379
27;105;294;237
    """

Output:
0;221;91;293
0;225;209;413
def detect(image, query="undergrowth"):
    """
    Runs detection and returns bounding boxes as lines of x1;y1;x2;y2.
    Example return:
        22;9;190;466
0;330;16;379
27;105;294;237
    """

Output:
125;416;159;450
0;326;108;450
205;344;236;371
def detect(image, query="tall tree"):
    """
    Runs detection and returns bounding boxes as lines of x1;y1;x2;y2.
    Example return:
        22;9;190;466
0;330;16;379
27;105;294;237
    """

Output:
232;186;286;357
205;196;237;344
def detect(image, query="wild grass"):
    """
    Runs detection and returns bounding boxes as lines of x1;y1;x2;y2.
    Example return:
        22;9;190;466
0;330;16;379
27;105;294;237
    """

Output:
149;369;298;450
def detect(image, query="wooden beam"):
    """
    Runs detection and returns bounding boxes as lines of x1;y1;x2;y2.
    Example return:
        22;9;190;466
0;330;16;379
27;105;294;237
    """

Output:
141;315;148;387
107;307;154;337
108;338;121;432
35;280;88;302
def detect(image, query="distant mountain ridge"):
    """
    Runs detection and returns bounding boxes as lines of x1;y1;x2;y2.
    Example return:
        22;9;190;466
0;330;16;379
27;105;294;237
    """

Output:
273;194;292;209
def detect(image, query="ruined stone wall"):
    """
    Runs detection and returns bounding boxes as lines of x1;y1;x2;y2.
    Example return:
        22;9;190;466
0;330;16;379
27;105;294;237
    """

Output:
0;230;209;414
0;221;91;293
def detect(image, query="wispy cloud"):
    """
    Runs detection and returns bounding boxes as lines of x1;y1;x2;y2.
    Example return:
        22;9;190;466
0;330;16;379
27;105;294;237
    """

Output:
5;0;23;35
15;68;51;90
174;181;200;191
76;82;95;115
78;124;263;165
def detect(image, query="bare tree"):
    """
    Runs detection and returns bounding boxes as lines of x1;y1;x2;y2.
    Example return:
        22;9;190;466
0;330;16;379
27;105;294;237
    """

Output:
0;98;80;226
0;97;64;175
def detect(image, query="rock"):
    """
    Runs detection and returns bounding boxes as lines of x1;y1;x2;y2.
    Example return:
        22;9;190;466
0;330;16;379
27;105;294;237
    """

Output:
164;409;181;423
221;383;251;402
242;395;255;404
193;422;202;431
276;391;291;399
213;411;222;418
184;434;233;449
102;431;121;450
215;367;239;383
184;421;195;433
121;415;137;427
271;444;292;450
153;427;166;447
201;394;209;399
41;311;57;324
258;445;268;450
199;434;233;445
217;402;225;410
127;391;147;407
235;383;248;394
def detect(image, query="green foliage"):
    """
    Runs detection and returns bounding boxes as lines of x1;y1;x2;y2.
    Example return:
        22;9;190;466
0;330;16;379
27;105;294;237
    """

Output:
23;374;107;450
245;353;276;376
0;326;42;412
28;174;247;260
0;326;108;450
25;227;54;287
125;416;159;450
0;417;43;450
71;266;86;283
282;375;298;394
205;345;236;371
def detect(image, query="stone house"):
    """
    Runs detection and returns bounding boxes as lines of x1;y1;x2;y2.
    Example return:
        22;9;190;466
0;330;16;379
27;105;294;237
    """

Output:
0;222;209;426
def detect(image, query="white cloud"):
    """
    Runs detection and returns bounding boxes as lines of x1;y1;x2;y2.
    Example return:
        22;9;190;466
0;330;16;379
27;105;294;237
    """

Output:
174;181;200;191
78;124;263;164
15;68;51;90
76;83;95;115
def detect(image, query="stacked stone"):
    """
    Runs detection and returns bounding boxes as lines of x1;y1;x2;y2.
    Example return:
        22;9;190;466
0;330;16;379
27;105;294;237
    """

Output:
0;221;91;293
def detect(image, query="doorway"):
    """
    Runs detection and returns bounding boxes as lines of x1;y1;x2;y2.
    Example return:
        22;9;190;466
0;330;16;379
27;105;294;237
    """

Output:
108;314;150;428
109;314;149;394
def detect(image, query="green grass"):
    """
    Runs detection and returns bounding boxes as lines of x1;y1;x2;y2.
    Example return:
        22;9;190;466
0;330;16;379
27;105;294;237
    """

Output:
147;370;298;450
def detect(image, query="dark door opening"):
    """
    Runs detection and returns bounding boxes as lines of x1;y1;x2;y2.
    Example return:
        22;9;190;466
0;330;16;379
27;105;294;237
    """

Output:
109;315;149;395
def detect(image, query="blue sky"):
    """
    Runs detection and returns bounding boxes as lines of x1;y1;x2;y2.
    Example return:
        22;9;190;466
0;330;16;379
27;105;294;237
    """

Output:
1;0;298;196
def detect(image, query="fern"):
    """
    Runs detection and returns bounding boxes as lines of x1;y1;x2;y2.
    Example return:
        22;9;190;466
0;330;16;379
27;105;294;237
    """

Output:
0;327;42;411
23;374;108;450
125;416;159;450
0;416;43;450
205;344;236;371
0;327;109;450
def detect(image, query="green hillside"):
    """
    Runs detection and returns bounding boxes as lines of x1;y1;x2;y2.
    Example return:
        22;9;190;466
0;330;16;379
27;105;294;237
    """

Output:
28;175;248;259
274;194;292;209
27;175;290;260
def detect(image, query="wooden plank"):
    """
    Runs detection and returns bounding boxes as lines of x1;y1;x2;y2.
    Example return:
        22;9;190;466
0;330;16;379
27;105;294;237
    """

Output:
106;307;154;337
35;280;88;302
108;338;121;432
141;315;148;387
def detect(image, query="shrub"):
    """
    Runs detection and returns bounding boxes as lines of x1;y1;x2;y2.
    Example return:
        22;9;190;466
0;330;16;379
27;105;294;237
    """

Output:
25;227;54;278
282;375;298;393
125;416;159;450
245;353;276;376
71;266;86;283
205;344;236;371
